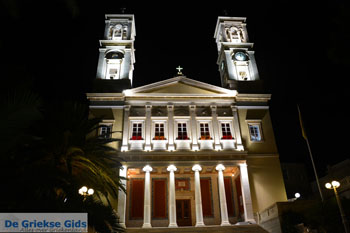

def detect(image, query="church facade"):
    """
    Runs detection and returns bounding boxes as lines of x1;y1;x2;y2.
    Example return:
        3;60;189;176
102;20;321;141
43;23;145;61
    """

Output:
87;14;287;230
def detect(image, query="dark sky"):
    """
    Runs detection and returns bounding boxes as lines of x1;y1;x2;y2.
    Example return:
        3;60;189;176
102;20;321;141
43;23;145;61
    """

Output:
1;1;350;178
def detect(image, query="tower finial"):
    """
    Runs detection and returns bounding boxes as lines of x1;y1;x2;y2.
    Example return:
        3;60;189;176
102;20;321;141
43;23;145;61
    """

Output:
120;8;126;14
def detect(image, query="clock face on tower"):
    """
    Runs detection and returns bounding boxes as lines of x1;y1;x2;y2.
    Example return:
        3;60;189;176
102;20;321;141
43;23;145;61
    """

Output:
233;51;248;61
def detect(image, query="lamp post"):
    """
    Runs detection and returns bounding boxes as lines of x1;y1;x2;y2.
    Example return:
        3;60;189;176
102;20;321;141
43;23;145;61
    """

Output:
325;181;350;233
79;186;94;201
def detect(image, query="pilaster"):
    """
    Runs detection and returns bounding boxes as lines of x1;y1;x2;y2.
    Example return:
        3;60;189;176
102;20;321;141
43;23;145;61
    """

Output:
239;163;255;223
189;105;199;151
167;105;175;151
117;165;127;228
121;105;130;152
231;106;244;151
145;105;152;151
211;105;222;150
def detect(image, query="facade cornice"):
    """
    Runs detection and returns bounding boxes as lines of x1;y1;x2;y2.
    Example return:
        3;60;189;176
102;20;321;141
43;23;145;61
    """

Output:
99;40;134;47
236;93;271;102
118;150;248;163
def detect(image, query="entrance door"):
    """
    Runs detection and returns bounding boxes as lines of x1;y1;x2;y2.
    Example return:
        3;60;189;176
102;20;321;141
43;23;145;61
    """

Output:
176;199;192;226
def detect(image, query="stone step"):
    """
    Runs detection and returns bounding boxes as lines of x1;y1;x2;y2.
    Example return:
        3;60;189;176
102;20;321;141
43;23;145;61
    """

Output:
126;224;269;233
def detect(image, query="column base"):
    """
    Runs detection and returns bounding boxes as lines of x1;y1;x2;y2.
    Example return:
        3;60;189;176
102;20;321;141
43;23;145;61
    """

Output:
236;144;244;151
192;144;199;151
119;223;126;228
121;145;128;152
195;222;205;227
220;221;231;226
142;223;152;228
215;143;222;150
245;219;256;224
168;223;178;228
168;144;175;151
144;145;152;151
235;221;255;226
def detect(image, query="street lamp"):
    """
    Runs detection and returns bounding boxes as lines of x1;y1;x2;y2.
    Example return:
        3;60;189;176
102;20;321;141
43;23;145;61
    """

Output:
325;181;350;233
78;186;94;200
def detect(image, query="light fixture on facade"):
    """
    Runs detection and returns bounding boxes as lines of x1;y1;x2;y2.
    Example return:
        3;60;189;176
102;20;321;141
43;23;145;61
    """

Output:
294;193;300;199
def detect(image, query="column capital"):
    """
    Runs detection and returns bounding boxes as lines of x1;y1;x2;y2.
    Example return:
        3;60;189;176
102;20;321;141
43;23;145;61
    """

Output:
230;105;238;112
216;164;226;171
210;105;217;111
167;105;174;110
192;164;202;172
145;105;152;110
189;105;196;110
124;105;131;111
143;165;153;172
167;165;177;172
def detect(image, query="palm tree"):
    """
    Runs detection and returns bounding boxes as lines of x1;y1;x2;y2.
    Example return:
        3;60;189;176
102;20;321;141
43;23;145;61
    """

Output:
0;88;125;232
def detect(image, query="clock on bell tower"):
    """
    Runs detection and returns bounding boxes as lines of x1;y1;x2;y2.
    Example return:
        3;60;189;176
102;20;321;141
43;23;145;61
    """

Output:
214;17;261;92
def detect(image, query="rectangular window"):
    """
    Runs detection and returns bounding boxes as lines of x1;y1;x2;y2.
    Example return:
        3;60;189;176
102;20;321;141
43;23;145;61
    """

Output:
248;124;262;141
99;125;112;139
200;123;211;140
221;123;232;139
154;123;165;140
177;123;189;140
131;123;143;140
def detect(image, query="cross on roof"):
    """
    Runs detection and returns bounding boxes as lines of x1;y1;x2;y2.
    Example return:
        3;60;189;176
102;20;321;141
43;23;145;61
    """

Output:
176;66;183;75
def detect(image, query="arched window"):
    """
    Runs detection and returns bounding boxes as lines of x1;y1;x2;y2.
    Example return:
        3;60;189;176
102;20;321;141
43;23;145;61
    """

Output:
105;51;124;80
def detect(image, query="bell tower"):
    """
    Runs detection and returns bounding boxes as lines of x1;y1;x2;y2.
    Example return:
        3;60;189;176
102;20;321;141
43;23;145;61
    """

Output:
96;14;136;85
214;17;260;91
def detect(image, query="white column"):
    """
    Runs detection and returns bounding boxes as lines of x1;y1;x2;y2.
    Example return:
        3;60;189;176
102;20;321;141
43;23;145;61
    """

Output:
231;106;244;151
192;165;205;227
142;165;153;228
189;105;199;151
211;105;222;150
117;165;127;228
216;164;231;226
239;163;255;223
145;105;152;151
121;105;130;152
167;105;175;151
167;165;178;227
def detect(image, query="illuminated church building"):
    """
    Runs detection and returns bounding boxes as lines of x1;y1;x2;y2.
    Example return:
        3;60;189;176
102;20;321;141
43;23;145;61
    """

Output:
87;14;287;231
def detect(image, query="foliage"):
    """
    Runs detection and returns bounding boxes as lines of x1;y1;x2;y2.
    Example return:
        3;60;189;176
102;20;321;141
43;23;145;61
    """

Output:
0;87;125;233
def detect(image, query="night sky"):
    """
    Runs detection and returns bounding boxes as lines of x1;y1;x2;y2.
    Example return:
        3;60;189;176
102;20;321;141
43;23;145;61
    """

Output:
1;1;350;179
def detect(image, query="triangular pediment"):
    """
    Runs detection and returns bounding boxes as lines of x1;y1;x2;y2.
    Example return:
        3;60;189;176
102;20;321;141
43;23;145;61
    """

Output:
124;76;236;96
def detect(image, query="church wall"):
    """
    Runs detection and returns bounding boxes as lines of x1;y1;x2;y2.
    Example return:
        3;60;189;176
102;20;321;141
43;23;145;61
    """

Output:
238;109;278;154
247;157;287;213
112;108;123;150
